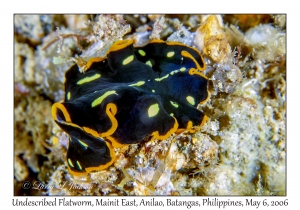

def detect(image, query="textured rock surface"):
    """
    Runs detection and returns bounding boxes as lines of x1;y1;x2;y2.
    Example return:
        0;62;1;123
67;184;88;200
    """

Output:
14;14;286;196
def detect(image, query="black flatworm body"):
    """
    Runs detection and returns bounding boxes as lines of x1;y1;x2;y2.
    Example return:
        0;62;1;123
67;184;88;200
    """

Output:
52;39;210;175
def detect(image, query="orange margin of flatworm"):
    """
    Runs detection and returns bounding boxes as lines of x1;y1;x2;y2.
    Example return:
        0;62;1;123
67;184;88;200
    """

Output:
175;120;194;134
199;115;209;127
199;90;211;105
166;42;206;70
85;57;106;70
83;103;118;138
68;141;116;176
52;103;71;122
108;39;134;53
151;117;179;140
149;39;165;44
149;40;206;71
53;102;118;140
188;68;208;80
105;135;125;148
83;39;134;72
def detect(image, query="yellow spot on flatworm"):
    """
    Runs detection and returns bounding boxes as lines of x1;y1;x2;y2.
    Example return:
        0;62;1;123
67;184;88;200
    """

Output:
78;140;88;149
67;92;71;100
148;103;159;117
76;161;82;170
186;96;195;105
170;70;177;75
92;90;117;107
167;51;175;58
146;60;152;67
155;74;169;81
68;159;74;168
123;55;134;65
138;49;146;56
180;67;186;72
77;73;101;85
129;81;145;87
170;101;179;108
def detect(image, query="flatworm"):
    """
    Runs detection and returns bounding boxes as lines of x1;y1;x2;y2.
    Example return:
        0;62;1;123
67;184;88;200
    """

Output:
52;39;210;176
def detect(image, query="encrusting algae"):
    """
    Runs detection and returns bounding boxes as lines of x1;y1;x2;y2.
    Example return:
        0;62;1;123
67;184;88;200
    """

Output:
14;14;286;196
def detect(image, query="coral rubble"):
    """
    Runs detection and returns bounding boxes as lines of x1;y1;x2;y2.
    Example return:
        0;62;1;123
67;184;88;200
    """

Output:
14;14;286;196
